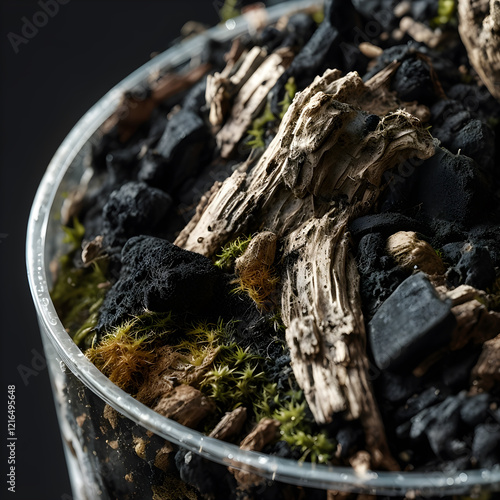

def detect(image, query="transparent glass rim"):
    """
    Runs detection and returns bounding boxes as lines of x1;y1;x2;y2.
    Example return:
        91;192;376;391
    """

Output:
26;1;500;495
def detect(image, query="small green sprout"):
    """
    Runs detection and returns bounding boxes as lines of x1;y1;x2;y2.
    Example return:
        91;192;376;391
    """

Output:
219;0;240;23
430;0;457;27
214;235;253;270
278;77;297;119
62;216;85;249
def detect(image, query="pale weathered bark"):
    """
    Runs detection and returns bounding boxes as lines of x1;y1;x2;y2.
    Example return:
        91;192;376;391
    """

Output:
175;68;435;469
458;0;500;100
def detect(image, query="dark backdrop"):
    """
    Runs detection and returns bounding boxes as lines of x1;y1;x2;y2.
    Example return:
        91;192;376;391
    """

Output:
0;2;219;499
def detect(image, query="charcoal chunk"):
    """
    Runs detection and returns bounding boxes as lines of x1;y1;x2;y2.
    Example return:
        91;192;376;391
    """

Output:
101;181;172;247
449;120;495;174
356;232;410;318
407;393;466;459
394;387;446;425
349;213;430;239
374;370;422;404
391;58;434;104
472;424;500;468
175;449;236;498
138;108;213;192
460;393;492;428
368;273;455;371
409;147;494;227
97;236;225;332
270;0;357;115
446;243;496;291
335;421;365;458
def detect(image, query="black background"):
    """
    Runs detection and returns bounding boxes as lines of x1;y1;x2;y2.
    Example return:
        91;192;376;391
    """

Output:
0;2;219;499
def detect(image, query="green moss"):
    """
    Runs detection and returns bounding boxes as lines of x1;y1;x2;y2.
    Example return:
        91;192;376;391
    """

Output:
247;104;277;149
270;390;335;464
219;0;240;22
214;235;253;270
52;252;109;348
246;77;297;149
278;77;297;119
430;0;457;27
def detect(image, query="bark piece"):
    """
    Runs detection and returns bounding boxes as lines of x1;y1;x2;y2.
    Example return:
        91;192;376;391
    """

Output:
216;47;294;158
209;407;248;441
153;385;215;428
471;334;500;392
136;344;218;407
386;231;445;275
176;68;435;469
450;299;500;350
231;418;281;489
154;441;175;472
206;46;268;129
103;64;211;142
458;0;500;100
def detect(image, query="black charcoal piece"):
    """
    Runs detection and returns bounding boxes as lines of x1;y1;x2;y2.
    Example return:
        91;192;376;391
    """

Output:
356;232;410;318
446;243;496;291
391;58;434;104
449;120;495;174
335;421;365;458
408;393;466;459
351;0;399;30
101;181;172;247
138;108;212;192
460;393;493;428
349;213;429;240
280;12;317;48
270;0;357;115
448;83;500;125
368;273;455;371
409;147;494;227
175;449;236;498
394;387;446;425
472;424;500;468
375;370;422;404
97;236;225;332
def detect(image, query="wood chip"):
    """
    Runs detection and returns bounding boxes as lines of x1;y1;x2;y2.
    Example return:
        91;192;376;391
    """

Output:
209;407;248;441
153;385;215;428
458;0;500;100
216;47;294;158
386;231;445;275
471;334;500;392
231;418;281;489
176;68;435;469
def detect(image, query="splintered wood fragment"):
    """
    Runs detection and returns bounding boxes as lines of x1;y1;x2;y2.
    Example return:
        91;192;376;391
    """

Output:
206;46;268;129
471;334;500;392
176;68;435;469
152;384;215;428
103;63;211;142
209;407;248;441
450;298;500;350
231;418;281;489
458;0;500;100
216;47;295;158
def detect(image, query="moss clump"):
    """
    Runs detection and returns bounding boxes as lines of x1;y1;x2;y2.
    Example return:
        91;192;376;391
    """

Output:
214;235;252;271
219;0;240;23
247;77;297;148
231;265;280;309
51;218;109;348
431;0;457;27
86;311;174;393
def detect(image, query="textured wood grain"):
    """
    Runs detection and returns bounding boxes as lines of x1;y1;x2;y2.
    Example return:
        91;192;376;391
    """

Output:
176;68;435;468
